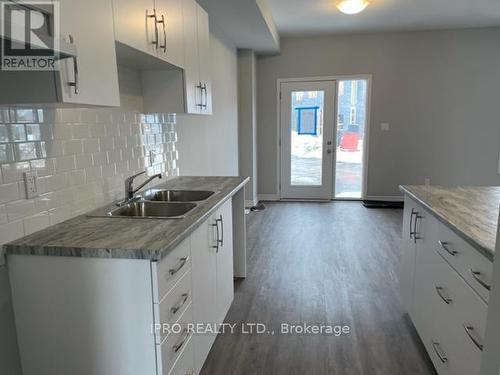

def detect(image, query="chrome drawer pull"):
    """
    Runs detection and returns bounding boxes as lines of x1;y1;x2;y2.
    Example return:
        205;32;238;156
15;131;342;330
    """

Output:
438;240;458;256
171;293;189;315
432;342;448;363
435;285;452;304
470;269;491;291
464;325;484;351
173;328;190;353
169;257;189;276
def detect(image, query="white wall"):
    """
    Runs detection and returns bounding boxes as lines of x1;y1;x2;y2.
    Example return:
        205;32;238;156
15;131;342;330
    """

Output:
256;27;500;198
176;30;239;176
238;49;258;206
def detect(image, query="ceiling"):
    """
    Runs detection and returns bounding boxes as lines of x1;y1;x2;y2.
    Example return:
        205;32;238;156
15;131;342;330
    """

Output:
198;0;280;53
267;0;500;36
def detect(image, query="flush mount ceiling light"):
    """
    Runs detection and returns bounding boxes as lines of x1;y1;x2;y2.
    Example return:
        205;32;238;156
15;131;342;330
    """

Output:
336;0;370;15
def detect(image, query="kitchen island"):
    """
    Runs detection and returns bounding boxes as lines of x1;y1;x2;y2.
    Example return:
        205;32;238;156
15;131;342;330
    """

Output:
399;185;500;375
4;176;249;375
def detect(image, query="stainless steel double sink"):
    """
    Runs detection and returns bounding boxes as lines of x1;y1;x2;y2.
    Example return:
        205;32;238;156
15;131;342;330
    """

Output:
88;190;216;219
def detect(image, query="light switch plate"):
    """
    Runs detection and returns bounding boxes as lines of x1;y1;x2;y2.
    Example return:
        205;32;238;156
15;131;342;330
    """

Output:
381;123;390;131
24;171;39;199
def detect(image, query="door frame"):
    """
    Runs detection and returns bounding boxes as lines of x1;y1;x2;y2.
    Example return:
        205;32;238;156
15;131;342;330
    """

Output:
276;75;373;201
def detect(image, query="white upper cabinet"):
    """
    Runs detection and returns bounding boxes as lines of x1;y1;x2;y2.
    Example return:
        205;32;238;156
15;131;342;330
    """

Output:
113;0;184;68
113;0;158;56
155;0;185;67
182;0;212;115
0;0;120;106
196;4;212;114
58;0;120;106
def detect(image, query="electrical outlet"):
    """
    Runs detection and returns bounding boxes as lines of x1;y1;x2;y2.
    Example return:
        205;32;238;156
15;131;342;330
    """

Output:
381;123;390;131
24;171;39;199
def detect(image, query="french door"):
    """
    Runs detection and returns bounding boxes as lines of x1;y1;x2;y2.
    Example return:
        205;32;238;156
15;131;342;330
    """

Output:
280;80;336;200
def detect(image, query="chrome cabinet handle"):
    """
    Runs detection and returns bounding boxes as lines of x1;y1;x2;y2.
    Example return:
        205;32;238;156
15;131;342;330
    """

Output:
196;82;204;108
173;328;190;353
217;215;224;248
409;208;416;239
432;342;448;363
470;269;491;291
67;35;78;94
169;256;189;276
438;240;458;256
157;14;167;53
435;285;452;304
201;83;208;109
212;220;220;252
464;325;484;351
413;213;422;243
170;293;189;315
146;9;159;48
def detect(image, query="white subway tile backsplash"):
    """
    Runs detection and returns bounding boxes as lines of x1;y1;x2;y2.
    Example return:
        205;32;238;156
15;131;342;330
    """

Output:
0;182;20;203
55;155;76;173
6;199;36;221
23;212;50;235
82;138;99;154
75;153;93;169
0;107;178;247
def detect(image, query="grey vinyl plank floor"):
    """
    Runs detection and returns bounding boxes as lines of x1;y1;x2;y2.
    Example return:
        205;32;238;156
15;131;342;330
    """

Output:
201;202;437;375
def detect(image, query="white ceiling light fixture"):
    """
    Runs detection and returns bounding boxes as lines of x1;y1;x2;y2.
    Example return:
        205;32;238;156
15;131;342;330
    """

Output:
336;0;370;15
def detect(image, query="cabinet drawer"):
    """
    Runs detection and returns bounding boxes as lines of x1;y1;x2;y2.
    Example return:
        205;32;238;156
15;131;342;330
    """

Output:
154;269;192;344
168;336;195;375
152;238;191;303
157;302;194;375
416;247;486;375
435;222;492;302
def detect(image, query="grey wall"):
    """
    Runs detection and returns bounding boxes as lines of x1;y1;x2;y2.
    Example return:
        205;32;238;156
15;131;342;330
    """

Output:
238;49;258;205
257;27;500;198
176;29;239;176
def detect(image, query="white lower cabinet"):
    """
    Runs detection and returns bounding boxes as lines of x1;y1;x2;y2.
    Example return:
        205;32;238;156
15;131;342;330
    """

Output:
9;199;235;375
190;199;234;373
400;196;491;375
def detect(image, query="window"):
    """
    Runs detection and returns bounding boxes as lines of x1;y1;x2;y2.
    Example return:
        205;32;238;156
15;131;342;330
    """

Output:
350;81;358;105
338;113;344;125
350;107;356;124
338;82;344;96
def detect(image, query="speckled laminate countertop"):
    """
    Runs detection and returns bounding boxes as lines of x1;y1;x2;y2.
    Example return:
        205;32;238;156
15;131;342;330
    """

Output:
4;176;249;261
400;185;500;261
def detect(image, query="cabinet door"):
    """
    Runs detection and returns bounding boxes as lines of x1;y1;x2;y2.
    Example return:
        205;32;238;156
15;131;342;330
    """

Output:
196;4;212;115
215;200;234;322
399;196;418;318
113;0;157;56
58;0;120;106
182;0;201;114
190;217;217;373
154;0;184;67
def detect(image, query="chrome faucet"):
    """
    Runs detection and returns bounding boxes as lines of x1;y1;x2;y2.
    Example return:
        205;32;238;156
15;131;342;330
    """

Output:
124;171;162;201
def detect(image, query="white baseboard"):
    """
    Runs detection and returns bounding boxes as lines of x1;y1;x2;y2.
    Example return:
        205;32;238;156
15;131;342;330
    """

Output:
257;194;280;202
364;195;404;202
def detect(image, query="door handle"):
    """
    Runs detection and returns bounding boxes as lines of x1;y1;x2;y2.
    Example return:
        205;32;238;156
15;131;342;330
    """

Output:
326;149;332;154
